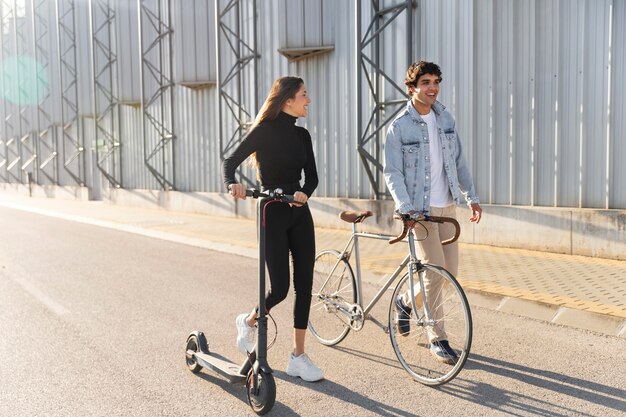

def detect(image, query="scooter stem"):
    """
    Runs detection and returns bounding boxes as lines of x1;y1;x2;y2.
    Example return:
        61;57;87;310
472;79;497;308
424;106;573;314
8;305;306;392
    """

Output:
255;197;271;373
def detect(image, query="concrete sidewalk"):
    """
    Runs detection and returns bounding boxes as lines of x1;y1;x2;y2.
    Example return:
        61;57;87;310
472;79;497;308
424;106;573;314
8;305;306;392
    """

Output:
1;192;625;338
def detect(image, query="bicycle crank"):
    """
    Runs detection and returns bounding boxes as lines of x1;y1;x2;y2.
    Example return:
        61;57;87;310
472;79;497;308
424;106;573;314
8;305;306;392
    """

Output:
347;304;365;331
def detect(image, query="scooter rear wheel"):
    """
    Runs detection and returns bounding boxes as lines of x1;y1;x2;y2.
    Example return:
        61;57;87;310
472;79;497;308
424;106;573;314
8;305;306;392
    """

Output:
246;370;276;415
185;333;208;374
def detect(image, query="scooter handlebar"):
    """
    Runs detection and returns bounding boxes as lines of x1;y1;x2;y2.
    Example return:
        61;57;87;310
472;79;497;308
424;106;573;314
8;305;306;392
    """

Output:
245;188;296;203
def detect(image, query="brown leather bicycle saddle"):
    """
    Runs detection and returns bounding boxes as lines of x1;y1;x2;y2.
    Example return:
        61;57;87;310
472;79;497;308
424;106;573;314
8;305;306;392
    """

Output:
339;210;373;223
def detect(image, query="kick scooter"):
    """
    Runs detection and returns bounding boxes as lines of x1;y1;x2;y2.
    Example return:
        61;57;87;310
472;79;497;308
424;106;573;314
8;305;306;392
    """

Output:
185;188;294;415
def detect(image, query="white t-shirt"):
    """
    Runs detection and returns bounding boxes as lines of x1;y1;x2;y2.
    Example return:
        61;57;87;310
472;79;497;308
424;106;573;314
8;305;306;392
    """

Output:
422;111;453;207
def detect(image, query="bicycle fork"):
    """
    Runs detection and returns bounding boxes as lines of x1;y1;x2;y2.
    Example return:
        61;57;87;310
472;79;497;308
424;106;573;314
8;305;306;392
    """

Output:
406;228;435;327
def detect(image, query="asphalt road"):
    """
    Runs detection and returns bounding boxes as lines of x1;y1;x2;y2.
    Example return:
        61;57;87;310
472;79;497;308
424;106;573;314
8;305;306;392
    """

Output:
1;207;625;417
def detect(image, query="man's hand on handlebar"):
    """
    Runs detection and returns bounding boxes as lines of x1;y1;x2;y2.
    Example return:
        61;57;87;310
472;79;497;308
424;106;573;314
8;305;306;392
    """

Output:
391;209;461;245
401;209;425;221
228;183;247;200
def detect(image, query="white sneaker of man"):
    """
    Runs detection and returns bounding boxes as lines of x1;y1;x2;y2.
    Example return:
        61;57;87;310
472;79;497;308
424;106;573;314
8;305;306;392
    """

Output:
235;313;255;354
286;352;324;382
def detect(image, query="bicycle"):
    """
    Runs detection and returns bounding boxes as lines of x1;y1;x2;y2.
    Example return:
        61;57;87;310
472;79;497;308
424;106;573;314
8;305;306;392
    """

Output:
308;210;472;385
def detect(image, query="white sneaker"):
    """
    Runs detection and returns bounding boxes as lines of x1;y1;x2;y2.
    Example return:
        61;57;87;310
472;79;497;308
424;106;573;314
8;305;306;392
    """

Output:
286;353;324;382
235;313;255;354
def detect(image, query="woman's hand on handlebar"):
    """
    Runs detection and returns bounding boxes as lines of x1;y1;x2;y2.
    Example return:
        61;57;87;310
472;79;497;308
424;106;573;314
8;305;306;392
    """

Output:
289;191;308;207
228;183;247;200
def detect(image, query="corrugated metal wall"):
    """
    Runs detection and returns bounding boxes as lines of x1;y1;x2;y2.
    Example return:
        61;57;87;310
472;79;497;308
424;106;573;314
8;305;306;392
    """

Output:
416;0;624;208
117;1;140;103
273;0;365;198
1;0;625;209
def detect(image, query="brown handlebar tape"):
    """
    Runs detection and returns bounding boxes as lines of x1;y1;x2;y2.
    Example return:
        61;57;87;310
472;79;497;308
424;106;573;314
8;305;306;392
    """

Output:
389;215;461;246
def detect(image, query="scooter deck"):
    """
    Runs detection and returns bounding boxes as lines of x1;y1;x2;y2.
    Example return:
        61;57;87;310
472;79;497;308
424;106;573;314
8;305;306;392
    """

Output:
187;350;247;384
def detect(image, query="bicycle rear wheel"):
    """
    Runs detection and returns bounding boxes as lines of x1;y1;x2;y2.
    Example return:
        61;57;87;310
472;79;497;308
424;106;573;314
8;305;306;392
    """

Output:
308;250;356;346
389;264;472;385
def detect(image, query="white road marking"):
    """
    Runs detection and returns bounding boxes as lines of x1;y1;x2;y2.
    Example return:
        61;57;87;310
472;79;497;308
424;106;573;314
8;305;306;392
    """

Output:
10;275;71;316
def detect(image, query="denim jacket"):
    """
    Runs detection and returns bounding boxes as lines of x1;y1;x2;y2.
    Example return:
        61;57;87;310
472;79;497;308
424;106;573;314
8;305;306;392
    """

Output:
383;100;479;214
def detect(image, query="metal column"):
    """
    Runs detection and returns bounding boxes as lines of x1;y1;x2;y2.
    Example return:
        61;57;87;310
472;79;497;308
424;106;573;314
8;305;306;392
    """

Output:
55;0;83;186
2;1;21;183
215;0;258;187
13;0;36;185
89;0;121;188
356;0;413;198
32;0;55;185
138;0;176;190
0;1;12;182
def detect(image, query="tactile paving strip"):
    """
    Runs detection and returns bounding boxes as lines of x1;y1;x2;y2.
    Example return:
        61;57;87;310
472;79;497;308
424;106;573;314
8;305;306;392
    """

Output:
459;245;626;318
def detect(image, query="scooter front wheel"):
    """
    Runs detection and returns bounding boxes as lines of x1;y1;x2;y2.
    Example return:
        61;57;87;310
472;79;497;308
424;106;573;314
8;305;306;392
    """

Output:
246;370;276;415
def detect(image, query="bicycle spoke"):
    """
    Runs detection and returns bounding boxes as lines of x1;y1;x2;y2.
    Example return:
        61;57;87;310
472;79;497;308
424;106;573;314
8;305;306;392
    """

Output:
308;251;356;346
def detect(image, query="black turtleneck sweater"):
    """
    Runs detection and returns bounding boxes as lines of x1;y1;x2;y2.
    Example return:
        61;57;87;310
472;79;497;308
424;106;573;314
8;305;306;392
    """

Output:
222;111;319;197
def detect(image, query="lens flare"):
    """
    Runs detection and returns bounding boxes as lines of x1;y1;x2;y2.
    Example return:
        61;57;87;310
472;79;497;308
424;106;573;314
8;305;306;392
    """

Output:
0;55;49;106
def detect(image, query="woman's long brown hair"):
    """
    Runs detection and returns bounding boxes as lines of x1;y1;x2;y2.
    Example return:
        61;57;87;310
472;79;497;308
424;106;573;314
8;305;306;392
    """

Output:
248;76;304;171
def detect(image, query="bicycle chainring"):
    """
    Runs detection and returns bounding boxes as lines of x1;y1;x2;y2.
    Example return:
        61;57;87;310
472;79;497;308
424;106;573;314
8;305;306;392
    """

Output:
348;304;365;331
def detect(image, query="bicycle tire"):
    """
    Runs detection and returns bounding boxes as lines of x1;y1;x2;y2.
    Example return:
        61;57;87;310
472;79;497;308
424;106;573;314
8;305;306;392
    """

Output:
389;264;472;385
308;250;357;346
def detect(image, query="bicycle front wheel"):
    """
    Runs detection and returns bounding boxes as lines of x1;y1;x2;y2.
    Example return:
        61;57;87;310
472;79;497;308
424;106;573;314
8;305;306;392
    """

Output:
308;250;356;346
389;264;472;386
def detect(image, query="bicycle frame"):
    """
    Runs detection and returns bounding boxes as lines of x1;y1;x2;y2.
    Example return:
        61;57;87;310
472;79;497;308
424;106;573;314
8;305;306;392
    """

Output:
326;221;435;333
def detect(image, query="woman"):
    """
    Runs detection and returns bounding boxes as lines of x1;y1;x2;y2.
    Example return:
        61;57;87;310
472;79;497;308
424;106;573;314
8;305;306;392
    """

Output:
222;76;322;382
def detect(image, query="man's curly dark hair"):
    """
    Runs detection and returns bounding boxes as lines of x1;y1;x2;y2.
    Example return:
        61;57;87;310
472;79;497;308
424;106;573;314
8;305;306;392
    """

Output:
404;61;442;94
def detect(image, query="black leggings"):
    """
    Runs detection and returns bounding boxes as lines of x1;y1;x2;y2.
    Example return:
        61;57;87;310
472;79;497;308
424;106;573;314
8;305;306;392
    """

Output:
263;202;315;329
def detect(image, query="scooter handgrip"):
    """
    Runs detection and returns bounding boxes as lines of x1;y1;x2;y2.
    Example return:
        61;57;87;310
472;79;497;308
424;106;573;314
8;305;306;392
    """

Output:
281;194;295;203
245;189;260;198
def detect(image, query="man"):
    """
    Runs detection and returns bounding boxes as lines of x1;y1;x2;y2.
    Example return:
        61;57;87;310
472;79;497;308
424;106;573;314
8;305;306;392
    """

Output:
383;61;482;364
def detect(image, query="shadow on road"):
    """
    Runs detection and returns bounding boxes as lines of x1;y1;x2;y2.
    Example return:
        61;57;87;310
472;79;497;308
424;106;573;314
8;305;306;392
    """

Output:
194;371;300;415
445;353;626;416
333;345;405;371
189;349;624;416
193;366;416;416
273;371;422;417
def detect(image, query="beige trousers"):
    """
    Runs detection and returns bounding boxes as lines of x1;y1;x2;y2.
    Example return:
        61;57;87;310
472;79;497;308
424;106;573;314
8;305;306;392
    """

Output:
401;205;458;343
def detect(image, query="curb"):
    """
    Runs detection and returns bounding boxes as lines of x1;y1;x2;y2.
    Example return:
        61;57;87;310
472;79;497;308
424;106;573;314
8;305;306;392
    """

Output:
466;290;626;338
